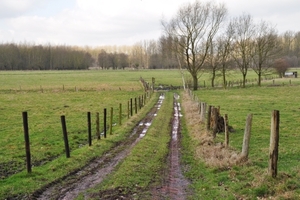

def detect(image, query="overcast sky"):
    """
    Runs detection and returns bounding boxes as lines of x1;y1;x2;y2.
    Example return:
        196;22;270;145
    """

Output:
0;0;299;47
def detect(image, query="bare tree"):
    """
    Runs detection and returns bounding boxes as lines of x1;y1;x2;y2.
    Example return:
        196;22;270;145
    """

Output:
162;1;227;90
231;14;256;88
206;38;221;87
252;21;279;86
218;21;235;88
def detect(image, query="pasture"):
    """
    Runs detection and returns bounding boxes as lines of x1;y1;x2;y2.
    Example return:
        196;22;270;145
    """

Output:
1;69;300;199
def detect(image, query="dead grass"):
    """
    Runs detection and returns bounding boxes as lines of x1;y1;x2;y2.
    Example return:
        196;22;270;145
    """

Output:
181;91;246;168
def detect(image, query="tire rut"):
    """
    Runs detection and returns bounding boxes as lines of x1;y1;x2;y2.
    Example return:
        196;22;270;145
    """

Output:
152;93;190;200
34;94;165;200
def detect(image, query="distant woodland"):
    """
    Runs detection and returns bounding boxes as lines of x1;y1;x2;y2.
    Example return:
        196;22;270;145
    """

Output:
0;30;299;71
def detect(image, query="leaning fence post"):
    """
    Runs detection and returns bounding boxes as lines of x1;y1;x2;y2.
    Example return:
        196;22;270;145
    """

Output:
61;115;70;158
241;114;253;160
87;112;92;146
22;111;32;173
269;110;280;178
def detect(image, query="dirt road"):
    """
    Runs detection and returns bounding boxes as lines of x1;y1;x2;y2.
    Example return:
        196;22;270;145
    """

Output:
33;93;190;199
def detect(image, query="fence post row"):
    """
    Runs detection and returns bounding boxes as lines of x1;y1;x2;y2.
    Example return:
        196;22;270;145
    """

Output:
20;92;149;174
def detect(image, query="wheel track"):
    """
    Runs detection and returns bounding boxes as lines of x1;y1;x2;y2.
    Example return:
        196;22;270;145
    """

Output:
33;94;165;200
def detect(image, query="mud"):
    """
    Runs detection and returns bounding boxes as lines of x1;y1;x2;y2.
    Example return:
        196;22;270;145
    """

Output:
151;93;190;200
33;94;165;200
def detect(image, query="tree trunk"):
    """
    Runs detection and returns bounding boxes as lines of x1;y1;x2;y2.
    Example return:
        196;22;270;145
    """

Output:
258;72;262;86
211;70;216;87
192;74;198;90
222;66;226;89
242;73;247;88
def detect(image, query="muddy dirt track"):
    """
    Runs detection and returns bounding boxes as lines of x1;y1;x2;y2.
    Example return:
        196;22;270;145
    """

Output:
31;93;189;199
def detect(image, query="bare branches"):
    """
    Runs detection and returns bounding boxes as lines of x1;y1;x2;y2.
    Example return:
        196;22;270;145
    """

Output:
162;0;227;90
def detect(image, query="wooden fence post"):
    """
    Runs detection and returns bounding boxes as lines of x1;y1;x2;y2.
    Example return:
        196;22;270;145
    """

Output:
104;108;107;138
119;103;122;126
200;102;206;122
135;98;137;114
224;114;229;148
96;112;100;140
139;96;141;109
212;107;218;138
61;115;70;158
241;114;253;160
87;112;92;146
269;110;280;178
22;111;32;173
110;107;113;135
206;105;212;132
127;100;130;119
130;98;133;116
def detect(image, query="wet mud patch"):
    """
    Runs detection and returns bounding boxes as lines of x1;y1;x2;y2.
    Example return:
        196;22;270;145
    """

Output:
151;93;191;200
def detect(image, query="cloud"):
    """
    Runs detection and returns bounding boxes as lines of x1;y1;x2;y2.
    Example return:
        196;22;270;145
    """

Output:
0;0;44;18
0;0;299;46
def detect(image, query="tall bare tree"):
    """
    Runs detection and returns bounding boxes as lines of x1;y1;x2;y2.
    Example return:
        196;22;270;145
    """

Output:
218;21;235;88
231;14;256;88
162;1;227;90
252;21;279;86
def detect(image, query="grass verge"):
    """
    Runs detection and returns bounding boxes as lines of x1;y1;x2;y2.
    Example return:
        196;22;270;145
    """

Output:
181;89;300;199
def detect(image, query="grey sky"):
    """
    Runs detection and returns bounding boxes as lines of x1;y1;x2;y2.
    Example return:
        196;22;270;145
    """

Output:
0;0;299;47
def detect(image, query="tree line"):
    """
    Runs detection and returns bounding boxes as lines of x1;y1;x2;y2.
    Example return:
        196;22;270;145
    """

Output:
0;44;94;70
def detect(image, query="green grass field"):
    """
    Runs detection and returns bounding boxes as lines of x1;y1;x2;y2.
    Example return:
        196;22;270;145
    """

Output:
1;69;300;199
0;70;172;198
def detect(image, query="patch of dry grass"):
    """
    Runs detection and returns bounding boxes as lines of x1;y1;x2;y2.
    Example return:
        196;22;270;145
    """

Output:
181;91;245;168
